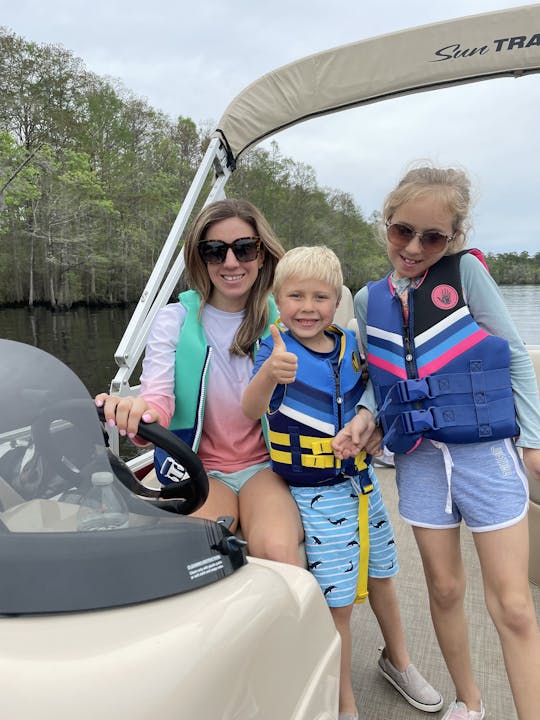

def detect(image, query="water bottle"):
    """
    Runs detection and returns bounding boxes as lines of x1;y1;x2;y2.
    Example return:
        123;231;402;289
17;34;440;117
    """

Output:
77;471;129;531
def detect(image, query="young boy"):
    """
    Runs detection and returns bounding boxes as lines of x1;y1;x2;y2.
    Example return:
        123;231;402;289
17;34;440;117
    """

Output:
242;246;442;720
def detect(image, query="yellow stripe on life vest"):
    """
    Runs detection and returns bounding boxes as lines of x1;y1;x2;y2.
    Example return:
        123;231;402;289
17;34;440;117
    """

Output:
270;448;292;464
354;452;368;472
270;431;369;474
305;436;334;454
268;430;291;446
301;454;340;469
270;447;340;470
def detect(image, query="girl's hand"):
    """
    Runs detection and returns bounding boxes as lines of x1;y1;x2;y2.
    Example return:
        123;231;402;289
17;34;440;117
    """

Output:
94;394;161;439
364;426;383;457
523;447;540;482
332;408;376;459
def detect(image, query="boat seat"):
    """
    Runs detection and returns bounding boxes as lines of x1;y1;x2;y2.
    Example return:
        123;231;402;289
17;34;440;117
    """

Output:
333;285;354;327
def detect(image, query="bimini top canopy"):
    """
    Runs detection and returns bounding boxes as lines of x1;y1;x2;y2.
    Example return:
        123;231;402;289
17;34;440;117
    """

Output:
215;4;540;162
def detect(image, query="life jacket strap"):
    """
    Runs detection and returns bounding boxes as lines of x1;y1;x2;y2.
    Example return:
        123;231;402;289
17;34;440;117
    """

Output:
355;489;370;604
399;397;513;436
269;430;368;471
270;448;340;469
388;367;512;404
383;395;517;453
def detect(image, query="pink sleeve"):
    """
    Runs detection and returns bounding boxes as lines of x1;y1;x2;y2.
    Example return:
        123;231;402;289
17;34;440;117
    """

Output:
131;303;183;446
131;395;174;447
468;248;490;273
140;395;174;429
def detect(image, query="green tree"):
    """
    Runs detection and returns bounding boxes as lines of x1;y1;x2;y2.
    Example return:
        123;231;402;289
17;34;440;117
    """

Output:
0;28;87;150
1;27;537;307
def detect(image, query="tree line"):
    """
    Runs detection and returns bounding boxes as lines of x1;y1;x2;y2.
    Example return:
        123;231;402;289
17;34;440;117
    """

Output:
0;28;537;309
484;252;540;285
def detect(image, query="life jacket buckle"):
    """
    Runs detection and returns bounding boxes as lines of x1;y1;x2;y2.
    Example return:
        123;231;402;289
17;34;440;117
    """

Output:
348;469;373;495
396;378;432;402
401;408;435;434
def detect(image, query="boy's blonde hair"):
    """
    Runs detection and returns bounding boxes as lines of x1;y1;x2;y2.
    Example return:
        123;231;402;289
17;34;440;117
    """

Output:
273;246;343;300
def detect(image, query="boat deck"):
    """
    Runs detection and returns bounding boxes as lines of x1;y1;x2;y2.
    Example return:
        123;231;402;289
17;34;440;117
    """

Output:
349;466;540;719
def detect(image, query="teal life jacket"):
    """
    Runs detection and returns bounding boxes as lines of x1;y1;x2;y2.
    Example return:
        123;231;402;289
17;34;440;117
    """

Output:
155;290;278;484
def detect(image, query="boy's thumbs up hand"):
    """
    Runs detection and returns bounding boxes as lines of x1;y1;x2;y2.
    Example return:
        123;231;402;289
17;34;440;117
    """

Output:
267;325;297;384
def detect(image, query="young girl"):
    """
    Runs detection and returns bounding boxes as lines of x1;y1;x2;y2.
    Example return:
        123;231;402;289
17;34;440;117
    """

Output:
333;165;540;720
96;198;302;564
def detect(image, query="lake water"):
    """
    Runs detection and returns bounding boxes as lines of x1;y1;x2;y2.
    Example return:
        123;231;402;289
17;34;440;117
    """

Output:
0;305;137;398
498;285;539;346
0;284;539;397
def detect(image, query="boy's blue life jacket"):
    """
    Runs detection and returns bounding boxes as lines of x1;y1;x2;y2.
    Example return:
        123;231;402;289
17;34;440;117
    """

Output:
155;289;278;485
366;252;518;454
265;325;369;487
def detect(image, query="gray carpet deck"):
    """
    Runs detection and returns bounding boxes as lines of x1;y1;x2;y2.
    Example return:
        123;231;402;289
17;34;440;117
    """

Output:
349;467;540;719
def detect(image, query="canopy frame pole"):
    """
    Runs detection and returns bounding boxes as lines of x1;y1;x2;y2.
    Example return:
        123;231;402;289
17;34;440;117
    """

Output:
107;137;233;453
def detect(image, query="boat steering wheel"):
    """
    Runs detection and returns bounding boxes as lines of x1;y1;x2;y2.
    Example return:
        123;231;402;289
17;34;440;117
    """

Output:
30;400;209;514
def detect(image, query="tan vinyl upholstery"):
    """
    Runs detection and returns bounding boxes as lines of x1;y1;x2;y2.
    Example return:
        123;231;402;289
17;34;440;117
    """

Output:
333;285;354;328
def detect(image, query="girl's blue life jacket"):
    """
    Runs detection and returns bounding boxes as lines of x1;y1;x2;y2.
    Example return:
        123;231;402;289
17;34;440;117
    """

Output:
366;252;518;454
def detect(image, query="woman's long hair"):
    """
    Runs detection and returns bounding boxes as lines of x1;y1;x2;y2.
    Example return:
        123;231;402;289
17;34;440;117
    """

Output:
183;199;284;356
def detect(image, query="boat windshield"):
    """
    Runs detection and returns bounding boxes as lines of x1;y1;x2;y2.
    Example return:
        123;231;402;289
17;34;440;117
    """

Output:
0;339;244;614
0;338;167;531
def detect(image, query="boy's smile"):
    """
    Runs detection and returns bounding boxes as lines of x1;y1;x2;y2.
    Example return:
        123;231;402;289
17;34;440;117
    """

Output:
276;277;339;352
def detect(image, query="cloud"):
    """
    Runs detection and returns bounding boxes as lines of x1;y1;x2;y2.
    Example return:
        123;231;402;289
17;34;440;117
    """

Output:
3;0;539;252
262;75;540;253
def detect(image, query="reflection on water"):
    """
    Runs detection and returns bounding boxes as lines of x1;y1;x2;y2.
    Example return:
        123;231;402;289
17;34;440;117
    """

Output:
0;305;141;459
499;285;540;346
0;305;139;398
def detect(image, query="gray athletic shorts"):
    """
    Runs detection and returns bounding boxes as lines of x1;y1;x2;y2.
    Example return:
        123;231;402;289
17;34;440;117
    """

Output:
291;466;398;608
395;437;529;532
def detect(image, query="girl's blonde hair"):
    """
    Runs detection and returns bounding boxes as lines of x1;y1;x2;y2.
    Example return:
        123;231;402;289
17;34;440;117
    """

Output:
183;199;285;356
382;165;473;253
273;246;343;300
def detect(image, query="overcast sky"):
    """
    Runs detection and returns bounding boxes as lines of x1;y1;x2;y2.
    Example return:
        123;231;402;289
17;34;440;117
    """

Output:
3;0;539;253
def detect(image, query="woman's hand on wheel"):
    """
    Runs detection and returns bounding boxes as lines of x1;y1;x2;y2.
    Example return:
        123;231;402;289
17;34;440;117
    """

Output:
94;394;160;438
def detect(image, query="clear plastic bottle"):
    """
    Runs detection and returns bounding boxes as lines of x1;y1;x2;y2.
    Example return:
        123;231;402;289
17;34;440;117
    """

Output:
77;471;130;531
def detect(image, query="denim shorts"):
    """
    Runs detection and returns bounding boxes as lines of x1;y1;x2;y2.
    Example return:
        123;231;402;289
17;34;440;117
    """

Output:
395;437;529;532
208;461;271;494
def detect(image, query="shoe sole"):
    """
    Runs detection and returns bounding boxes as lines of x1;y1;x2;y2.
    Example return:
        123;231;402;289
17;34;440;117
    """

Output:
377;663;444;713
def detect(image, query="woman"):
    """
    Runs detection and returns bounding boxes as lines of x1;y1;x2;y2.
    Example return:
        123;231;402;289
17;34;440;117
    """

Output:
96;199;303;564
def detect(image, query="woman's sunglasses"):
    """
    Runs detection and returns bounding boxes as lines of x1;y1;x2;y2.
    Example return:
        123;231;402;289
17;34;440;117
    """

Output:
198;237;261;265
385;222;455;254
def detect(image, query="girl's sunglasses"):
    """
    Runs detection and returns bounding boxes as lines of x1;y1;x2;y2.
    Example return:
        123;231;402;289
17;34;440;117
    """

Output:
385;222;455;254
198;237;261;264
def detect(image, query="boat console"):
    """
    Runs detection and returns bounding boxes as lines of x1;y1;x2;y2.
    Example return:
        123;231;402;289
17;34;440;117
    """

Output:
0;339;247;614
